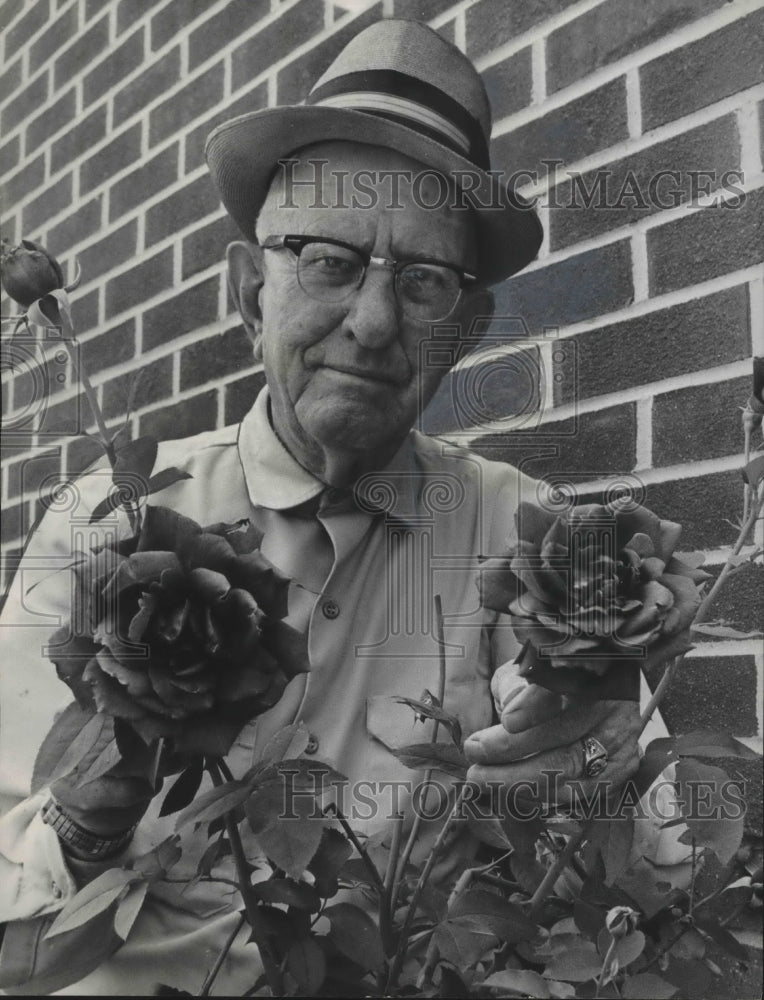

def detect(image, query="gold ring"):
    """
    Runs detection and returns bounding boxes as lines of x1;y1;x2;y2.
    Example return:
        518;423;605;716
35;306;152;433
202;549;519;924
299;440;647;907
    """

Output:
581;736;608;777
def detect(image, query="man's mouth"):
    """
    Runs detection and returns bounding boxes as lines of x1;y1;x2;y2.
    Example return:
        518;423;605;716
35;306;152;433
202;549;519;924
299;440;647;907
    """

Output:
319;364;402;386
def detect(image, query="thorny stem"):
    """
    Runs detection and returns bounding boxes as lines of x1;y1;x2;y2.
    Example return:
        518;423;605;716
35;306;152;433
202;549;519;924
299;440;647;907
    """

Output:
57;311;141;534
207;759;284;997
199;911;246;996
322;802;385;893
392;595;449;904
528;827;585;922
385;784;470;992
380;812;404;958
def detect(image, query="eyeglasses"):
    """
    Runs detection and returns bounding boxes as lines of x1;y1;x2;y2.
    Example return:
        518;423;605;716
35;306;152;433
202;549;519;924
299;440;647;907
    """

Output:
261;234;478;322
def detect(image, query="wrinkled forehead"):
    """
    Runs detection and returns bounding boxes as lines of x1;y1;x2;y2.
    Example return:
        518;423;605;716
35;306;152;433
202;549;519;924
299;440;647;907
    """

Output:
256;141;478;261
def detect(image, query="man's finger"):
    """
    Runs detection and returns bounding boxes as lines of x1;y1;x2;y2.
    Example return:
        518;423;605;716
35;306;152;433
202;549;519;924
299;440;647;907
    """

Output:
466;699;613;763
500;685;564;732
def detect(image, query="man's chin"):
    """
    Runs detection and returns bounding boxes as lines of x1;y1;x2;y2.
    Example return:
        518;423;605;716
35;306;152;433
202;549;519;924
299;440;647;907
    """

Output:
299;396;409;454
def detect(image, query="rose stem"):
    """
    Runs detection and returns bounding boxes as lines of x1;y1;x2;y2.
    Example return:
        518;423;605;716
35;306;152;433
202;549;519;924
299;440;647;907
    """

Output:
199;911;246;996
321;802;385;893
385;783;469;992
207;759;284;997
391;593;448;902
59;314;140;534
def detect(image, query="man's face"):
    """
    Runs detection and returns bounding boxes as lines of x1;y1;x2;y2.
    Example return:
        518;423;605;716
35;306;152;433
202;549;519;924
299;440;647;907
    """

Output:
254;142;482;468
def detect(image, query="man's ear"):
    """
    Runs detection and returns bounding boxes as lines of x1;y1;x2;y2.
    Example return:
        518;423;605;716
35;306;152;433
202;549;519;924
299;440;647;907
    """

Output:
227;241;265;360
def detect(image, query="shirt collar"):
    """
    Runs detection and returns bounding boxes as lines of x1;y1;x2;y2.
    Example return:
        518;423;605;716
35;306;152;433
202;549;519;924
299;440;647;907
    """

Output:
237;387;424;519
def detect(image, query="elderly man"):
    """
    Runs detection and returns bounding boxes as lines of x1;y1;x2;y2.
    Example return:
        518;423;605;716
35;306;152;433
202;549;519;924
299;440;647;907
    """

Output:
0;20;648;995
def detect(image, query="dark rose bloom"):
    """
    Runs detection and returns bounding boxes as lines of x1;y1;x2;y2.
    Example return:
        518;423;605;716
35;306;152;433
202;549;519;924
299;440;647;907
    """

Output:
478;500;709;698
0;238;64;308
50;506;309;756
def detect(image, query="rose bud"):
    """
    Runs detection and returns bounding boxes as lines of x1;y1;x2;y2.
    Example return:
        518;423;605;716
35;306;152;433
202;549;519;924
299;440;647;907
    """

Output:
605;905;639;938
0;238;64;308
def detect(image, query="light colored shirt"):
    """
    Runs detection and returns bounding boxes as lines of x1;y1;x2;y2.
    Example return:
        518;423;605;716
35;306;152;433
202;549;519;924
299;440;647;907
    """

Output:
0;387;534;994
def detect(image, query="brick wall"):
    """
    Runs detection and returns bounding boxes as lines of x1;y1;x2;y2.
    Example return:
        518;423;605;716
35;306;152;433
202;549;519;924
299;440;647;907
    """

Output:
1;0;762;818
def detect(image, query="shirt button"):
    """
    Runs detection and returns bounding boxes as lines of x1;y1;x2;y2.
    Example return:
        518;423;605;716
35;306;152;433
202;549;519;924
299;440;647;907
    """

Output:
322;599;340;619
305;734;320;755
52;883;62;899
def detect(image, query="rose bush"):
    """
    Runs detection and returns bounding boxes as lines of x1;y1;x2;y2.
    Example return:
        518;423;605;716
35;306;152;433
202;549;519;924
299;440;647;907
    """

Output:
479;499;709;698
49;505;309;756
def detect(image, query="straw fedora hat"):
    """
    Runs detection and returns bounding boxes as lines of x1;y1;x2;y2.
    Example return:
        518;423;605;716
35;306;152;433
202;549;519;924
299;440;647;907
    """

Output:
206;19;542;284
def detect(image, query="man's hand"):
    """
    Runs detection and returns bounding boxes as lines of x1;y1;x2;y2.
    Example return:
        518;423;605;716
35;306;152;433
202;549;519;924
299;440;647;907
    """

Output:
51;759;157;837
463;665;642;813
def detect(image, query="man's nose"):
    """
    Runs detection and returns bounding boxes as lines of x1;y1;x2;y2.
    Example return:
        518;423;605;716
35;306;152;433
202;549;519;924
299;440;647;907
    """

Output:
342;267;400;349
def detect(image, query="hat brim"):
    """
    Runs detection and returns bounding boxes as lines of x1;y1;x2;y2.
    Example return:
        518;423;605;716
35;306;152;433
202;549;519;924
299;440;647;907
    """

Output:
205;106;542;285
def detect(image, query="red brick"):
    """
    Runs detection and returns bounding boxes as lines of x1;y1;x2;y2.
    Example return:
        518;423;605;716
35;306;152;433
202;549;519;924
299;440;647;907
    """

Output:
105;247;174;318
148;63;224;147
232;0;325;92
547;0;726;94
108;144;179;222
34;390;87;440
51;106;107;174
647;186;764;296
54;16;109;90
549;115;741;251
139;390;218;441
65;433;105;478
189;0;270;69
180;326;256;390
118;0;157;35
0;135;20;176
481;48;532;122
22;172;72;232
644;655;759;738
70;288;99;332
80;125;142;195
142;277;220;352
5;0;48;51
28;3;78;73
26;89;76;151
77;219;138;281
83;28;144;106
82;319;136;374
653;376;749;466
392;0;455;17
181;215;239;280
0;0;25;35
0;57;22;100
492;239;633;336
471;402;637;478
644;471;742;550
466;0;579;60
554;286;752;405
641;9;764;131
0;503;25;545
102;356;173;420
6;449;62;500
224;370;266;424
276;5;382;105
492;77;628;174
150;0;200;50
145;174;221;246
701;561;764;639
1;73;48;133
47;196;103;255
113;46;180;125
184;80;268;174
